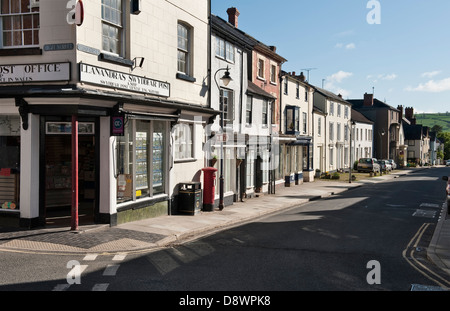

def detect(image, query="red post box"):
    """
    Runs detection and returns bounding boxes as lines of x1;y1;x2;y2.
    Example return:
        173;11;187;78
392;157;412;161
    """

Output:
202;167;217;212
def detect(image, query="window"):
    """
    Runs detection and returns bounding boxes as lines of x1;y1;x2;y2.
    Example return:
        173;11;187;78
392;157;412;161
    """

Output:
337;123;341;141
337;104;341;117
270;64;277;84
284;77;288;95
329;102;334;116
344;106;349;119
173;123;194;160
177;23;191;75
216;37;225;58
246;150;255;188
305;90;308;102
318;118;322;136
344;125;348;141
220;89;234;125
329;122;334;141
257;59;264;79
216;37;234;62
225;41;234;62
262;100;268;125
302;112;307;134
296;83;300;99
116;119;167;203
1;0;40;48
101;0;124;55
246;96;253;125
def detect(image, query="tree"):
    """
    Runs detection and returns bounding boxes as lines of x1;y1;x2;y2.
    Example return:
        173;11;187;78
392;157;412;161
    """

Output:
437;132;450;160
431;125;443;134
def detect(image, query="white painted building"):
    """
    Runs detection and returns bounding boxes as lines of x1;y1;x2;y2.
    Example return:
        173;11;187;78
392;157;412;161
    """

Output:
278;71;314;186
0;0;215;228
351;109;374;164
313;87;353;173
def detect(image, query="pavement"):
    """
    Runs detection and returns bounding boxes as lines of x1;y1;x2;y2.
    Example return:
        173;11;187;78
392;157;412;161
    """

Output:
0;167;449;279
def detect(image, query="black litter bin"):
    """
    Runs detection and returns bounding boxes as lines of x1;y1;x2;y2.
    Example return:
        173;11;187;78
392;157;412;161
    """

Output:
178;182;202;215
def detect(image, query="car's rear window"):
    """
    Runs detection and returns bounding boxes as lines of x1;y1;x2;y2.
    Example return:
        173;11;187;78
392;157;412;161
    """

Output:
359;158;372;164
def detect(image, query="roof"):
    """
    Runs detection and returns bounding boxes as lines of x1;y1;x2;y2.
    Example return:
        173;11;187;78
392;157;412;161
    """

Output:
347;98;399;111
211;15;257;49
351;109;374;124
313;85;350;104
247;80;276;99
403;123;425;140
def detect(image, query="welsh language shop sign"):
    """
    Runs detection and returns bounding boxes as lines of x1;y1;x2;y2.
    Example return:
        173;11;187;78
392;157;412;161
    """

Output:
0;62;71;83
79;63;170;97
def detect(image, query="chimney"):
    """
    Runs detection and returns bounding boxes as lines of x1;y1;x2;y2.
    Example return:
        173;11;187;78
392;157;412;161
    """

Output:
397;105;404;120
338;94;342;99
299;72;306;82
227;7;240;28
363;93;374;107
269;46;277;52
405;107;416;124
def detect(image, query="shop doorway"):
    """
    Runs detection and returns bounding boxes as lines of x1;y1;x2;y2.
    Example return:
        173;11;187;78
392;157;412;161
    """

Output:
43;121;97;227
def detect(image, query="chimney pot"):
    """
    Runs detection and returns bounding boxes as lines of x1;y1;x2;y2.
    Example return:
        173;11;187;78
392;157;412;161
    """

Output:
299;72;306;82
227;7;240;28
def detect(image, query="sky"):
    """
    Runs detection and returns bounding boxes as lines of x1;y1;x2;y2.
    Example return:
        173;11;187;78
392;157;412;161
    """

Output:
211;0;450;113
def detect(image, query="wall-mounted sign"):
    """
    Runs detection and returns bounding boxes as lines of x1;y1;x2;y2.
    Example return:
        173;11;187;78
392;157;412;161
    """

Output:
111;116;124;136
46;122;95;135
79;63;170;97
44;43;74;51
0;62;70;83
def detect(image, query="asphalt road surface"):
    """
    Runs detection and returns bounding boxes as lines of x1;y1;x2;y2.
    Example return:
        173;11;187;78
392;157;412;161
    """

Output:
1;167;449;299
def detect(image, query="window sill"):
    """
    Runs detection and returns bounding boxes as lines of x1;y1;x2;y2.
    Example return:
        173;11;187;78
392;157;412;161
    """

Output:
256;76;266;82
176;73;196;83
99;53;133;67
0;47;42;56
116;194;169;213
270;81;277;86
174;158;197;164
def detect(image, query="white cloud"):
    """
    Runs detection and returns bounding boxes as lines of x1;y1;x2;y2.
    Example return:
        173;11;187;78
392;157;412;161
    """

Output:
345;43;356;50
405;78;450;92
334;42;356;50
327;70;353;83
324;71;353;97
421;71;441;78
366;73;397;82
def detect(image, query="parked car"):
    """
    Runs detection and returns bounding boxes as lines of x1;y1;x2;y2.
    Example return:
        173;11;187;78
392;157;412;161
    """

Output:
357;158;381;174
446;160;450;166
378;160;392;172
442;175;450;213
387;159;397;170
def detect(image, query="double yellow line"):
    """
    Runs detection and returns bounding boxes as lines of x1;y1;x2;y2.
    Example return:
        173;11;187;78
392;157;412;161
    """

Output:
402;223;450;289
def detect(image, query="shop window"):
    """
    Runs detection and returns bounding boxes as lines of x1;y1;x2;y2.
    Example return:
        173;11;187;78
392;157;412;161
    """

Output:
0;0;40;48
0;115;20;210
116;119;166;203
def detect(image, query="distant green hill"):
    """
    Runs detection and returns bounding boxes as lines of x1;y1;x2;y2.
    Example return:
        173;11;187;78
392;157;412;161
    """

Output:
414;112;450;133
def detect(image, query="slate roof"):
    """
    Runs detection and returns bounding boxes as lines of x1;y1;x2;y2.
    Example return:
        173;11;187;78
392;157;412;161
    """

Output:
211;14;258;49
347;98;399;111
313;86;349;104
351;108;374;124
247;80;276;99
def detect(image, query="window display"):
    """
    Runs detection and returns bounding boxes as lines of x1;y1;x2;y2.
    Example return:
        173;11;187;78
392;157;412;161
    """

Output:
116;119;167;203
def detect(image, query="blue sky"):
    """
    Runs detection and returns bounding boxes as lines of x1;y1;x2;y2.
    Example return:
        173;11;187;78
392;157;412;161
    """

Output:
211;0;450;113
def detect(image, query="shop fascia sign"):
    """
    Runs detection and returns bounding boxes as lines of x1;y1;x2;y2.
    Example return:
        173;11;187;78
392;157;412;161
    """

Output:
79;63;170;97
0;62;70;83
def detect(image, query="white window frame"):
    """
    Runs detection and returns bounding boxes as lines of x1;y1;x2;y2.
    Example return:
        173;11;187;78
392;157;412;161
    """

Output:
101;0;125;56
177;22;192;75
0;0;40;49
173;123;194;161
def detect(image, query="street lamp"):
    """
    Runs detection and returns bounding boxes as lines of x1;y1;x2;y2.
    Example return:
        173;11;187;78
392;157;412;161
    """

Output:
378;129;385;175
214;66;232;211
349;121;355;183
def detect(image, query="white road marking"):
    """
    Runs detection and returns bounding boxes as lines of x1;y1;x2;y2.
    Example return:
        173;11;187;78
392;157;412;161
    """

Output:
113;253;127;261
83;254;98;261
52;284;71;291
103;264;120;276
92;283;109;291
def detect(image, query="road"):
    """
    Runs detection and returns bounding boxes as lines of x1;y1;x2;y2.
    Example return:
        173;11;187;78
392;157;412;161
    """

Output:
0;167;449;297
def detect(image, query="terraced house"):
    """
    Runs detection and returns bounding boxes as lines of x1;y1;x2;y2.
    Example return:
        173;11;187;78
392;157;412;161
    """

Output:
0;0;215;228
